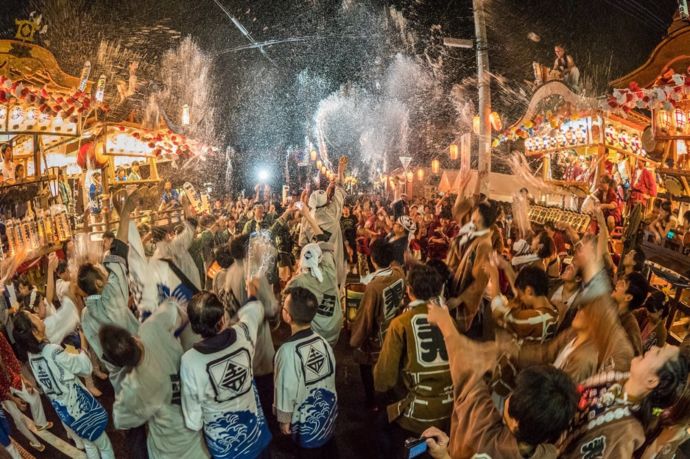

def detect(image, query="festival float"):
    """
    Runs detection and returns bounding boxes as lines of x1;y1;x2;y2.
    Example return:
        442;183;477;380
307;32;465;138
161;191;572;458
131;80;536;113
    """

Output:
609;13;690;344
0;15;215;264
0;15;83;260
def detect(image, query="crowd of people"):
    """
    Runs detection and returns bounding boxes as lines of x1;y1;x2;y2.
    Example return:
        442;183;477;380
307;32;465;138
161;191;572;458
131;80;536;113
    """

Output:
0;154;689;459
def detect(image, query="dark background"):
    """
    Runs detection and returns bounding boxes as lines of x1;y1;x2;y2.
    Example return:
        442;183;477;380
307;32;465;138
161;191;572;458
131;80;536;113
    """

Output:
1;0;680;190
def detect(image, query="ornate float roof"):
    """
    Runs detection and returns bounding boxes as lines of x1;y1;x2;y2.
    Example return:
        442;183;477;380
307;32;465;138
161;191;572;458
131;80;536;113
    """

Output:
611;14;690;89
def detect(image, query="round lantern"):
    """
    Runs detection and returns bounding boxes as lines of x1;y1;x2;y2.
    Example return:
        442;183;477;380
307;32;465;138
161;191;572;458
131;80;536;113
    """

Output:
431;158;440;174
489;112;502;131
449;144;458;160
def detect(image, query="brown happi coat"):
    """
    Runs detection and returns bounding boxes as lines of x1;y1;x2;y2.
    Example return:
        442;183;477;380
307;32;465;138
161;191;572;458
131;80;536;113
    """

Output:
560;373;645;459
445;327;558;459
349;266;406;365
374;302;454;434
517;294;633;384
447;231;493;332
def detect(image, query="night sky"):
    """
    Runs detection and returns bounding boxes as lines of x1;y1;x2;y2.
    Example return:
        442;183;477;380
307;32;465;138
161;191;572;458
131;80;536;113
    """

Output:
1;0;681;188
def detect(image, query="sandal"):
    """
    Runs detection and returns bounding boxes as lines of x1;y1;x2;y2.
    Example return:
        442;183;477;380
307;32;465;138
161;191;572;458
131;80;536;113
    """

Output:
30;441;45;452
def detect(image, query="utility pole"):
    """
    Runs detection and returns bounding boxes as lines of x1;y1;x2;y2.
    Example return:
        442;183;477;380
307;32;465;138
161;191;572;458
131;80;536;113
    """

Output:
444;0;492;195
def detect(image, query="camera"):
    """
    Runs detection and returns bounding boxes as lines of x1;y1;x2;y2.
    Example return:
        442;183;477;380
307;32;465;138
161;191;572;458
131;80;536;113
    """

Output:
404;437;428;459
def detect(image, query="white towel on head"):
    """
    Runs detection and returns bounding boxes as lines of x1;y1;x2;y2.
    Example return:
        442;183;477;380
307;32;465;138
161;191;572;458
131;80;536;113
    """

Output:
308;190;328;210
300;243;323;282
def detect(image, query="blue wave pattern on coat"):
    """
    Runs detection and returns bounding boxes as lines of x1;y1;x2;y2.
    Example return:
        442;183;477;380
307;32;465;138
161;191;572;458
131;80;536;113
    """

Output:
52;384;108;441
292;388;338;448
203;384;271;459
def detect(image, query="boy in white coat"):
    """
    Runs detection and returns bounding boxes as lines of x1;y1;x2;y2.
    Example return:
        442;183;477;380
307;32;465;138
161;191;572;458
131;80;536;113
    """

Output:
180;282;272;459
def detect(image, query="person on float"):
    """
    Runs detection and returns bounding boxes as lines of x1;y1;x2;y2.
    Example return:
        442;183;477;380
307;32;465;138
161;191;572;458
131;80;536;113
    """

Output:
629;158;657;208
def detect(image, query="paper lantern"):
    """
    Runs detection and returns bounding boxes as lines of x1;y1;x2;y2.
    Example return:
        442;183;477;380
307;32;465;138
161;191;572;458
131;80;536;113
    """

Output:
674;109;687;132
310;150;317;161
320;165;327;174
472;115;480;134
657;110;671;131
79;61;91;92
431;158;440;174
406;171;414;182
181;104;190;126
449;143;458;160
95;74;106;103
489;112;502;131
316;160;322;169
417;168;424;180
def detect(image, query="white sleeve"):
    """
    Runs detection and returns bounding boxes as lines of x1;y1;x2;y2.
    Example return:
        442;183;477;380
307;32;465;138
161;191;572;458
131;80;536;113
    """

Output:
149;299;180;333
45;297;80;344
172;221;195;251
113;386;152;430
258;276;279;319
180;356;203;431
273;346;299;424
54;348;93;377
238;300;265;344
55;279;70;302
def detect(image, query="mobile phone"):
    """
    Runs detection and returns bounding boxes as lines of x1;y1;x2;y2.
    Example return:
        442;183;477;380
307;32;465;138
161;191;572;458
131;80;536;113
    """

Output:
404;438;428;459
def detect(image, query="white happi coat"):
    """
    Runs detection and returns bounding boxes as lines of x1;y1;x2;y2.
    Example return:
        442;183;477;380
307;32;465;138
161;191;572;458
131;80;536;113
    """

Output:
285;245;343;346
224;259;278;377
152;220;202;291
81;237;140;392
299;185;346;288
28;344;108;441
113;300;208;459
128;221;201;351
180;300;271;459
274;328;338;449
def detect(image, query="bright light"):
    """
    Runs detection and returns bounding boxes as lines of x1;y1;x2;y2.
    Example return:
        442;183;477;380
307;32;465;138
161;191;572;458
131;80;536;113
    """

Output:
257;169;270;182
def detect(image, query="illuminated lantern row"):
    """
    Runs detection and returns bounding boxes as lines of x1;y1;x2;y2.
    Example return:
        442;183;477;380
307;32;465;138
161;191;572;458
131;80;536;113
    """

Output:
525;119;590;152
603;124;642;154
